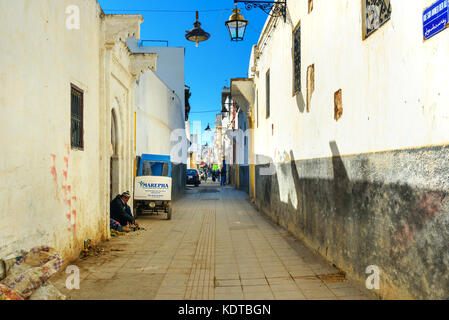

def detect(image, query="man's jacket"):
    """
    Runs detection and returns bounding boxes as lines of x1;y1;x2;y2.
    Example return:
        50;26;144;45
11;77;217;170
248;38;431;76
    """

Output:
110;195;135;226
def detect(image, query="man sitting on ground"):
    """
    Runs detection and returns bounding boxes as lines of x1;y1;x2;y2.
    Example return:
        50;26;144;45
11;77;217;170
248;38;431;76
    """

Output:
110;191;136;227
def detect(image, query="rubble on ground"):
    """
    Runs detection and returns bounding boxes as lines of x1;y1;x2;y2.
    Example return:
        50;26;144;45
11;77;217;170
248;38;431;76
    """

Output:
0;246;66;300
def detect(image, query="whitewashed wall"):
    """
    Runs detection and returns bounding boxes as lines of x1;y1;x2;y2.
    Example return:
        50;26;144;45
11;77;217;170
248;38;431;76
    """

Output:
0;0;155;261
248;0;449;299
134;71;186;161
127;40;186;121
252;0;449;163
0;0;105;259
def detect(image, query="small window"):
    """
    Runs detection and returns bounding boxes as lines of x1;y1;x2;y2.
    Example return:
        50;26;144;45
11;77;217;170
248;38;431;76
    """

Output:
266;70;270;118
142;161;169;176
293;23;301;94
71;85;84;149
362;0;392;39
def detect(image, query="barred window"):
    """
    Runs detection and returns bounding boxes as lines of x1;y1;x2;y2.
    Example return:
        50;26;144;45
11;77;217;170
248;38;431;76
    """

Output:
266;70;270;118
363;0;392;39
71;85;84;149
293;23;301;94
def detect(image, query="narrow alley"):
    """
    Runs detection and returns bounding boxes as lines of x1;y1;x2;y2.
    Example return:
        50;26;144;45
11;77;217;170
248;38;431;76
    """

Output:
52;183;374;300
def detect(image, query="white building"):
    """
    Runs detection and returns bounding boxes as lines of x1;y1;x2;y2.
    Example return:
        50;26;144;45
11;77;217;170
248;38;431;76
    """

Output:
126;39;188;199
0;0;156;261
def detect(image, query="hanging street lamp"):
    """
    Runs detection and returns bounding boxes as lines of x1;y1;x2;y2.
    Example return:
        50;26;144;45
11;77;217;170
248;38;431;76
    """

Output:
221;100;233;118
226;1;287;41
185;11;211;47
225;5;249;41
205;123;212;131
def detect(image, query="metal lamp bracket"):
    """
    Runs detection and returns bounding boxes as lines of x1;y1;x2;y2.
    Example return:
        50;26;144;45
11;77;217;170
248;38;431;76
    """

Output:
234;0;287;21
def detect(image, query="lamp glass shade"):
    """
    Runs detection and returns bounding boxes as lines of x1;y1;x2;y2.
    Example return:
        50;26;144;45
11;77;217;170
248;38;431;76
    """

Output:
225;9;248;41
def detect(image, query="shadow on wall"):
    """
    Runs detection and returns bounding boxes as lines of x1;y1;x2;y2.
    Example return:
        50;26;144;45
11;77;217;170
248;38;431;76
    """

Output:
172;163;186;201
295;92;306;114
255;143;449;299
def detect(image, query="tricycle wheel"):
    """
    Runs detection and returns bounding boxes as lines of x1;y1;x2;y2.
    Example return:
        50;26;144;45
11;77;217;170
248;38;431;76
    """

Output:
166;206;172;220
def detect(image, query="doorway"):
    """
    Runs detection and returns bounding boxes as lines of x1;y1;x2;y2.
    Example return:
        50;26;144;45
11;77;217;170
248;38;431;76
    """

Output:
110;109;119;200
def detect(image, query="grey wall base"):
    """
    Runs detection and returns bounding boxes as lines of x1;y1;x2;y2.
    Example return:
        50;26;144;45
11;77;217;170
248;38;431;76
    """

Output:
171;163;186;201
239;165;250;194
255;144;449;300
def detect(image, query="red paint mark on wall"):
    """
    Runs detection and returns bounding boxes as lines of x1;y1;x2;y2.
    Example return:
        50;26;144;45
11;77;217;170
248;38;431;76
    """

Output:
51;146;78;236
50;154;57;181
62;185;67;196
416;191;444;222
51;167;57;181
393;191;447;253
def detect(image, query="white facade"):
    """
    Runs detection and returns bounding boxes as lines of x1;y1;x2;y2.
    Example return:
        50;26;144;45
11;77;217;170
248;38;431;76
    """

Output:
128;40;187;167
241;0;449;300
251;0;449;164
237;110;249;165
127;39;186;120
134;71;185;159
0;0;156;260
219;89;237;167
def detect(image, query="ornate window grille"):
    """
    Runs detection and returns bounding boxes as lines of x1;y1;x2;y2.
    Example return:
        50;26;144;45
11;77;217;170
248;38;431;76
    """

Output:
363;0;392;39
293;24;301;94
71;85;84;149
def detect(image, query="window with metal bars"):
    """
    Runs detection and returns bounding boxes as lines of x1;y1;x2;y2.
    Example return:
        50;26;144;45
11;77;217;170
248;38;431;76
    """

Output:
363;0;392;39
293;24;301;94
71;85;84;149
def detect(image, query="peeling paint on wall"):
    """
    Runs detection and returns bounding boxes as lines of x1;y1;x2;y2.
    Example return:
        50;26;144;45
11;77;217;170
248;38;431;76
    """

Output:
307;64;315;113
334;89;343;121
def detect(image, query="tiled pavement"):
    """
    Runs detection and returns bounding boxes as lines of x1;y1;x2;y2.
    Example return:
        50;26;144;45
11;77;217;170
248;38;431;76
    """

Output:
52;182;376;300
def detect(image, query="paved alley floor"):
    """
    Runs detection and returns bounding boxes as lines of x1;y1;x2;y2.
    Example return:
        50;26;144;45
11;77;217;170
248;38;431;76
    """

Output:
52;182;376;300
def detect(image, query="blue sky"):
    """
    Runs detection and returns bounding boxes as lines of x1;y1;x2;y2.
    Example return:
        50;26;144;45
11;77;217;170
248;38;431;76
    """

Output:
98;0;268;144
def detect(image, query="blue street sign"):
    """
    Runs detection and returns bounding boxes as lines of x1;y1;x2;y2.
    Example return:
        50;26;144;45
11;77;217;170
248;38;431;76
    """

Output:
423;0;449;40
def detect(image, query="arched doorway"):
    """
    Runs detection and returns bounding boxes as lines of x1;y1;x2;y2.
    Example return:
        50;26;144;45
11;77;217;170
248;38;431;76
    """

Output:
110;109;120;200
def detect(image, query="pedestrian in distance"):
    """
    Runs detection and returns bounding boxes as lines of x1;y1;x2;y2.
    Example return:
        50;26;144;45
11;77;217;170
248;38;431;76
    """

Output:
220;166;227;186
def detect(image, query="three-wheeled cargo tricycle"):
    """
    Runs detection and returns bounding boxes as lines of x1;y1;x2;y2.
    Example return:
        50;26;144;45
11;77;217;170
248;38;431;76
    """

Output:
134;154;172;220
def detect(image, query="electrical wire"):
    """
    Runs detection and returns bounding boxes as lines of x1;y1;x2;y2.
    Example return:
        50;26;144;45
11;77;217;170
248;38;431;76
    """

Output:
207;8;231;35
103;7;232;36
190;109;221;113
103;8;234;13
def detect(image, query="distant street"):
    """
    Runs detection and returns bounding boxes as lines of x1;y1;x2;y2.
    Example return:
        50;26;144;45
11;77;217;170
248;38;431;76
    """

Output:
52;182;375;300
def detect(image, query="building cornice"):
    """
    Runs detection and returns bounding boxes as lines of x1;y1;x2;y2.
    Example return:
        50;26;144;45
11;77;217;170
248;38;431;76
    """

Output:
129;53;158;77
104;14;143;44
